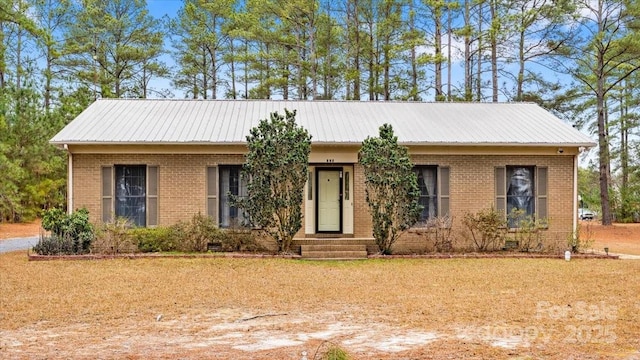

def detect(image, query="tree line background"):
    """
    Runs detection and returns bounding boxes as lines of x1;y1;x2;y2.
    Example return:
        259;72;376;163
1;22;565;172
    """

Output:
1;0;638;224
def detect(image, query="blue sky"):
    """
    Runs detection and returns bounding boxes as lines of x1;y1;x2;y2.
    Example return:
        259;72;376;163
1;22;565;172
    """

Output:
146;0;184;97
148;0;183;19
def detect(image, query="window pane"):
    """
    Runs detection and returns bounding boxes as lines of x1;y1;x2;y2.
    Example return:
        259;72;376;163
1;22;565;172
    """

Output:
219;165;249;228
345;171;349;200
506;166;535;227
414;166;438;222
308;171;313;200
115;165;146;227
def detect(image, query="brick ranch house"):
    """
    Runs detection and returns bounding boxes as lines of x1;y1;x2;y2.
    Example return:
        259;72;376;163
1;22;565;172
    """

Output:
51;99;595;255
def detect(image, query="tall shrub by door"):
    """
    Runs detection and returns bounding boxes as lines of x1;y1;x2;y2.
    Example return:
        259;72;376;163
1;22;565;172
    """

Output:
359;124;422;254
237;109;312;253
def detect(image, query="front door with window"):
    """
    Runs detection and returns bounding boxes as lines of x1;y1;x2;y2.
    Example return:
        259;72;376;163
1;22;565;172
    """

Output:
317;169;342;232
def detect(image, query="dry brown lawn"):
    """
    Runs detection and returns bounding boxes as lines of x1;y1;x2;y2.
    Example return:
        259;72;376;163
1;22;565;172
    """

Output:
1;251;639;359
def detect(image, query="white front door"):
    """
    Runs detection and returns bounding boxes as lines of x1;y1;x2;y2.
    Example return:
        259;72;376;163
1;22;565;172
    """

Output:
317;170;341;232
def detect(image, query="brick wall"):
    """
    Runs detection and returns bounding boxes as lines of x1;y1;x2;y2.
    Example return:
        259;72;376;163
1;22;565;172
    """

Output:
72;153;244;226
390;154;575;253
73;152;575;254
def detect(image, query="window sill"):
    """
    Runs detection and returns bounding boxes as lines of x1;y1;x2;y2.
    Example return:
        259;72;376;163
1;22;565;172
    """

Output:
408;225;452;234
503;226;548;233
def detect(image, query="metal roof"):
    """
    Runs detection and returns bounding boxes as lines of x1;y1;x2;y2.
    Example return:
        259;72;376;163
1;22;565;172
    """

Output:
51;99;596;147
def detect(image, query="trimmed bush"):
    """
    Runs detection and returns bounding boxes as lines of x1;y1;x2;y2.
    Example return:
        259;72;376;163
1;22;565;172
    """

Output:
416;215;454;252
462;208;506;252
177;213;219;252
132;227;176;253
216;226;264;252
33;233;77;255
34;208;94;255
508;209;547;252
93;217;138;254
89;213;266;255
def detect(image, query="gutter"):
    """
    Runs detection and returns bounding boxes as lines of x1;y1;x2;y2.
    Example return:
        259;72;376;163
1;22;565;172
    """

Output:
49;140;597;148
573;152;578;244
64;144;73;214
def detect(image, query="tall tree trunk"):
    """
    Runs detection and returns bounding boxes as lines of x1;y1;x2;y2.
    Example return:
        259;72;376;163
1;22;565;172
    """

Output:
16;24;22;94
620;82;629;217
382;1;390;100
202;47;208;99
384;43;390;100
597;87;612;225
476;1;483;101
324;2;332;99
0;21;7;89
309;13;318;100
192;73;198;99
229;38;237;99
517;21;525;101
212;17;218;99
353;0;361;100
244;40;249;98
211;46;217;100
490;0;498;102
283;47;289;100
311;44;317;100
464;0;472;100
447;4;452;101
409;0;418;101
368;19;374;101
0;23;4;89
142;65;147;98
435;7;442;101
596;0;612;225
45;49;52;110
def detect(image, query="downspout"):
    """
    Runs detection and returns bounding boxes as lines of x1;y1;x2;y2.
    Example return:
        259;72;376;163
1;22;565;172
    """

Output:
65;144;73;214
573;152;578;241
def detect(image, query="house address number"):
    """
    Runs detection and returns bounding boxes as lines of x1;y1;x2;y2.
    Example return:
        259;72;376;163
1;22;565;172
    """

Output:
326;159;335;163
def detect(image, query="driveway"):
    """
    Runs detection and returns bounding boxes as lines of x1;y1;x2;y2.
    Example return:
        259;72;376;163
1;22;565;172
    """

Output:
0;236;38;253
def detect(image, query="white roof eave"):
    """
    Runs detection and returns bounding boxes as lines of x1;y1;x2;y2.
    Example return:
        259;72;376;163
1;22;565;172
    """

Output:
52;140;596;148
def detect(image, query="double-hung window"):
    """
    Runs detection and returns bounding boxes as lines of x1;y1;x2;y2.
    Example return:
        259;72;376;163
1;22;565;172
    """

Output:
496;165;548;228
101;165;159;227
412;165;450;225
207;165;249;228
415;166;438;222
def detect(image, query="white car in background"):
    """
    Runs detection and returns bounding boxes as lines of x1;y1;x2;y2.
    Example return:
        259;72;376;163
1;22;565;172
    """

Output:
579;208;596;220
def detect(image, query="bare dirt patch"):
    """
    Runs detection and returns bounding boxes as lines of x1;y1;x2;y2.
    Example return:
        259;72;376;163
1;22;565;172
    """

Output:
0;219;41;240
1;252;639;359
582;221;640;255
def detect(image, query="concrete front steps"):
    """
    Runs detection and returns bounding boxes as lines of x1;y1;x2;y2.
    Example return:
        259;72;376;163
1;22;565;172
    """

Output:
299;244;369;260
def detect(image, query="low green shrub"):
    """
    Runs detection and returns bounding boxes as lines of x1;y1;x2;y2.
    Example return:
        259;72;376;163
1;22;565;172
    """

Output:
321;346;351;360
34;208;94;255
132;226;176;253
33;233;76;255
89;213;265;254
311;342;352;360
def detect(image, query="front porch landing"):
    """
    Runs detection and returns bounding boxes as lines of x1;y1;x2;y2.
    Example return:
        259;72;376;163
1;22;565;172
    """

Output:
292;238;376;259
